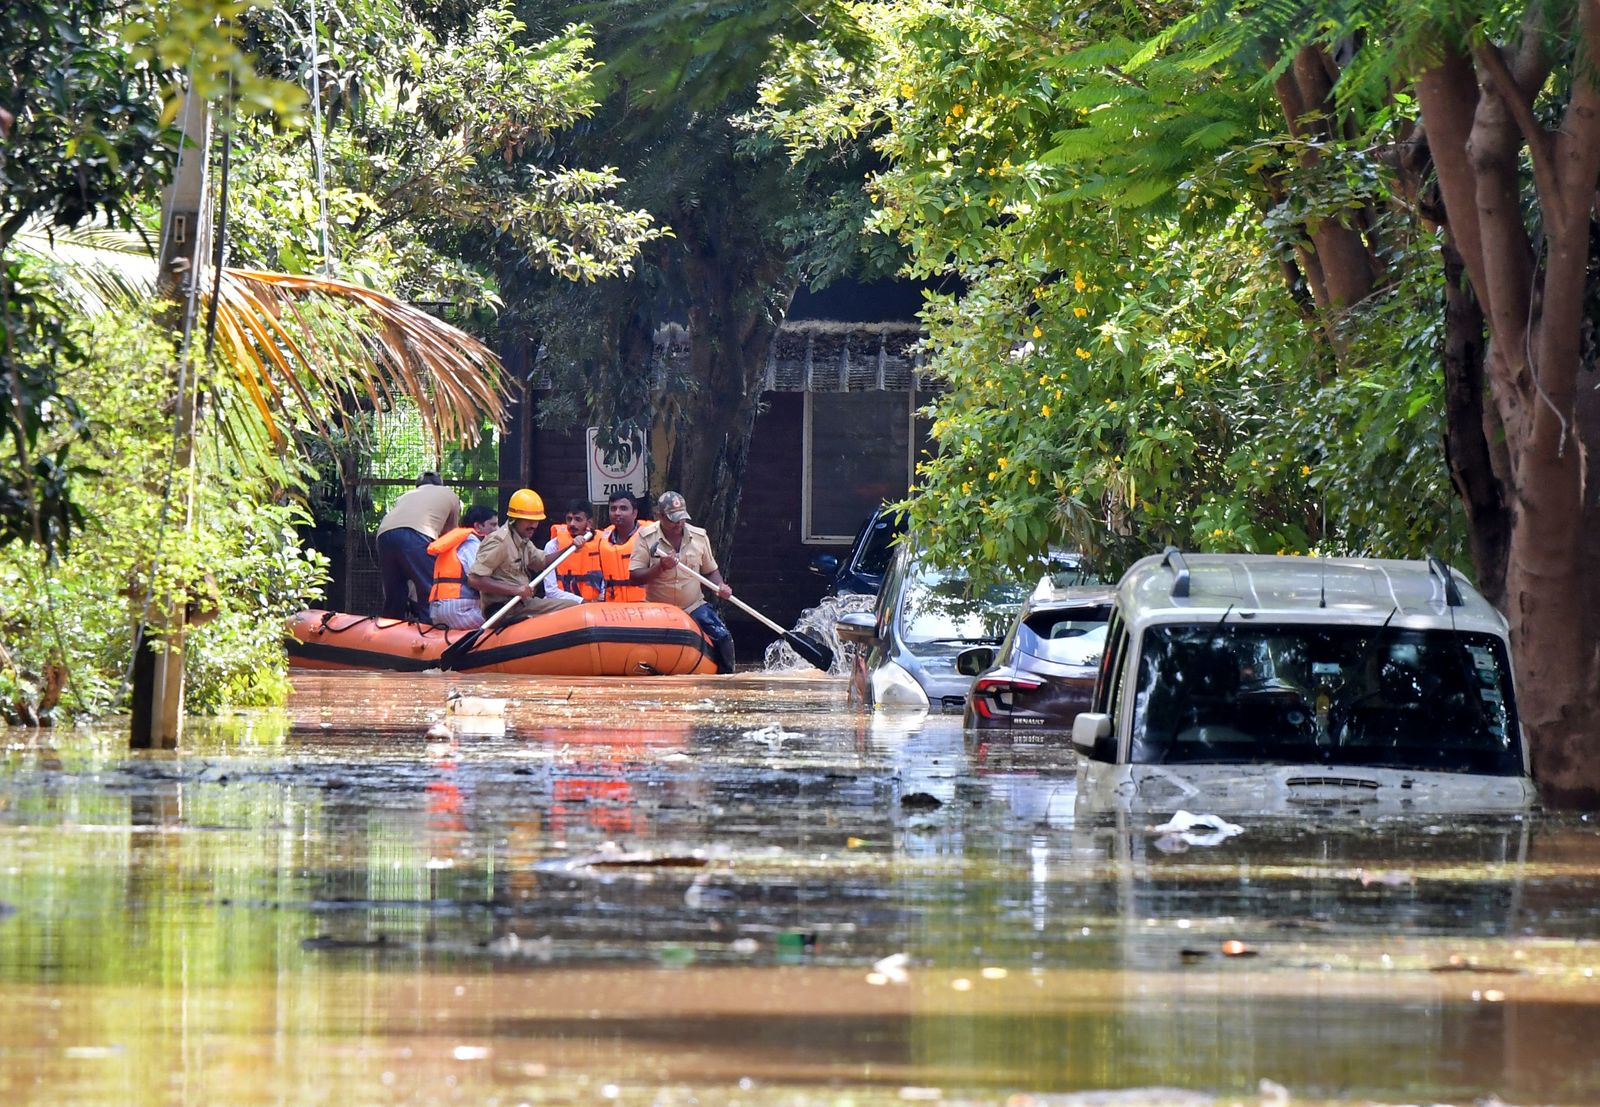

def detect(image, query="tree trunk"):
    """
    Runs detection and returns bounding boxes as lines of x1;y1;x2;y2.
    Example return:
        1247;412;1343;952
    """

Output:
1271;47;1382;319
1438;243;1510;607
653;185;795;574
1415;15;1600;805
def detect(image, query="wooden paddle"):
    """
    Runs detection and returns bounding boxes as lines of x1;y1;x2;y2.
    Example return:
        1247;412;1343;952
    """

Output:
437;539;584;669
665;558;835;673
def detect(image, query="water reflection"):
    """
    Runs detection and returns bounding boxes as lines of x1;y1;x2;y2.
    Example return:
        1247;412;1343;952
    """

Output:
0;675;1598;1104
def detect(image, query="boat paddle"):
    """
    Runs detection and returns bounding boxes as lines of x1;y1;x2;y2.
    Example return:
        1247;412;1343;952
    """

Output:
437;539;584;669
665;559;835;673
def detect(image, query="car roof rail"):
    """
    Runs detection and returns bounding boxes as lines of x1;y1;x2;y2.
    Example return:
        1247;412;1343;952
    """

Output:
1427;555;1464;607
1161;546;1191;599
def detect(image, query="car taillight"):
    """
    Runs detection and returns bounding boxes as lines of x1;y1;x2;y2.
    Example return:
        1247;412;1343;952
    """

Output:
972;675;1044;718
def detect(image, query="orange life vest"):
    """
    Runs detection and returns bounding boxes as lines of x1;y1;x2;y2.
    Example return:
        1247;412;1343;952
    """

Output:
599;524;647;602
426;527;475;603
551;523;606;602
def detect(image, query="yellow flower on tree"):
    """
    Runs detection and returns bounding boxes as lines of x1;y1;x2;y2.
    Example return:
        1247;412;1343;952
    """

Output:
1075;347;1091;359
1040;404;1051;417
997;457;1008;469
1073;306;1088;318
1301;464;1312;477
1032;325;1043;338
1073;272;1086;292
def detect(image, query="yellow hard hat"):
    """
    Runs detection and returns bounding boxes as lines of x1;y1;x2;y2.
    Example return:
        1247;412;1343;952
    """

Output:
506;489;546;521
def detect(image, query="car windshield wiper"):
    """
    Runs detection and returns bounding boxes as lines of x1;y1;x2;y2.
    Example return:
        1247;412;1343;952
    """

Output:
913;636;1003;645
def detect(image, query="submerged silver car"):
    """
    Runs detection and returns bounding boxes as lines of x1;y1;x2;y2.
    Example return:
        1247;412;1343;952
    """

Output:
1072;550;1536;813
838;543;1096;712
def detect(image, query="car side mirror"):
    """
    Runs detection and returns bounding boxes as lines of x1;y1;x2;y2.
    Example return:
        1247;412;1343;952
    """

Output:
808;553;840;578
835;611;879;645
1072;712;1111;754
955;646;996;677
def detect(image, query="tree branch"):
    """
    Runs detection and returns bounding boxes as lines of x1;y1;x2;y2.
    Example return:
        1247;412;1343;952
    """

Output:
1474;42;1562;217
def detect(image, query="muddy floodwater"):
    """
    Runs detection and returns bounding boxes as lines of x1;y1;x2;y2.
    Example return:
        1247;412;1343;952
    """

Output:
2;671;1600;1105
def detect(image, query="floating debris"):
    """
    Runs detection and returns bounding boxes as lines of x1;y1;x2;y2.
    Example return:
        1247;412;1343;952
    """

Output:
1429;955;1522;975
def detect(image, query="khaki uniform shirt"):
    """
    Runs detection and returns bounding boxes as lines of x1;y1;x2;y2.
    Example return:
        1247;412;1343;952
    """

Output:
375;484;461;541
629;522;719;613
471;524;549;613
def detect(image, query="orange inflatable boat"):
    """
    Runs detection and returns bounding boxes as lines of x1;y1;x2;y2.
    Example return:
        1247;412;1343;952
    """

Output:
287;603;717;676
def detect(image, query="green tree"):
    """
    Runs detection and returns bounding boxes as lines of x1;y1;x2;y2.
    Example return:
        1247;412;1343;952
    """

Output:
759;0;1600;802
2;0;303;557
495;0;893;560
0;308;328;721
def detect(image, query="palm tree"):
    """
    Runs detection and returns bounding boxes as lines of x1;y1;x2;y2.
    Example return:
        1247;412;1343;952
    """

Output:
15;221;508;469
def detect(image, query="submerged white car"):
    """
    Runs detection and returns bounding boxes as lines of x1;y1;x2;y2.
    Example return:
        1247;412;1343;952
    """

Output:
1071;550;1537;814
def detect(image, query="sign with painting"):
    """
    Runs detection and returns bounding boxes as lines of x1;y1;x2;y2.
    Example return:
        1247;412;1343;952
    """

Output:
586;427;647;502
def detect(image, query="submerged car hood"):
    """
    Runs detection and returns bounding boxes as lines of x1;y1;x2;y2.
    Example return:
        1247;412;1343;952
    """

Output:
1079;761;1536;816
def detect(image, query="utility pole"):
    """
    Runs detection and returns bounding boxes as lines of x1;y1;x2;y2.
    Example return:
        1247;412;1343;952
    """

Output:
130;86;210;749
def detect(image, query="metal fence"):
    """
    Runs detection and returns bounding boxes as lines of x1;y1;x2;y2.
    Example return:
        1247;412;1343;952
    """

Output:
316;403;509;616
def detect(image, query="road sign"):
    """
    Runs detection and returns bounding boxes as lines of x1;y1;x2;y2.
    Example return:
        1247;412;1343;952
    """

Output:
586;427;647;502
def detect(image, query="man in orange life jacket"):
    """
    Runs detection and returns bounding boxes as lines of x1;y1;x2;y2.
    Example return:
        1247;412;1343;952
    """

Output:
598;492;647;602
426;504;499;628
543;499;606;602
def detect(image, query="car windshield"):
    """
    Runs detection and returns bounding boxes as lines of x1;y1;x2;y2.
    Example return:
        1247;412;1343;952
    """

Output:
1128;623;1522;774
1016;606;1113;666
853;513;903;579
900;554;1083;646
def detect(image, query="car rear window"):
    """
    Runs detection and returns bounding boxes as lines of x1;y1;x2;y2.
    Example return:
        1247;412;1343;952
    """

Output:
900;552;1093;646
901;570;1026;644
1017;606;1113;665
1127;623;1523;774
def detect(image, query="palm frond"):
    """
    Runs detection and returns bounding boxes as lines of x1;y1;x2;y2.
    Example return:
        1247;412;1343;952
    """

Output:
10;223;508;454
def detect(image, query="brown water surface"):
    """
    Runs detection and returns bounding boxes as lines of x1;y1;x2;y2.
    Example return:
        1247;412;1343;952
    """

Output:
1;671;1599;1105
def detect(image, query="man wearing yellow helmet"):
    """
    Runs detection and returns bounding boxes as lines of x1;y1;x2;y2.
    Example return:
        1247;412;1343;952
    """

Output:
468;488;588;621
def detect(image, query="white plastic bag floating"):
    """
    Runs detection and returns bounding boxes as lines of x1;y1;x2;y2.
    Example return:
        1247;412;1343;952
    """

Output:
1151;809;1245;850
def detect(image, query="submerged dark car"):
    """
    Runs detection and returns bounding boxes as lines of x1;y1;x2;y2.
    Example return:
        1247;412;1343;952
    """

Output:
961;583;1116;738
808;506;905;597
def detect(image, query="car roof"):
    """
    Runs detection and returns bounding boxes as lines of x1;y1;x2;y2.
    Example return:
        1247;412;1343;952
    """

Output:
1116;551;1507;636
1024;582;1117;610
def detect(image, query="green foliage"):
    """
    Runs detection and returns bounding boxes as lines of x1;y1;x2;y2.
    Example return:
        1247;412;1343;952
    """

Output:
0;263;94;557
1;0;306;567
226;0;664;302
906;215;1325;579
505;0;898;458
0;308;327;721
758;0;1471;582
0;0;172;248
